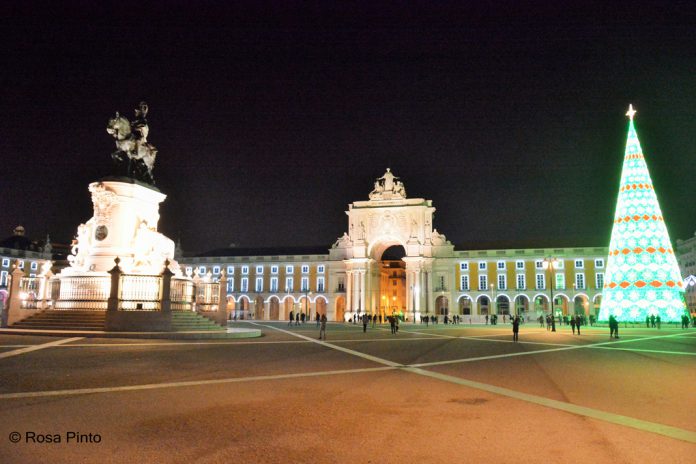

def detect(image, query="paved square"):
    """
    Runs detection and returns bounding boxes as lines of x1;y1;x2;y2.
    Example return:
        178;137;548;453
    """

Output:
1;322;694;463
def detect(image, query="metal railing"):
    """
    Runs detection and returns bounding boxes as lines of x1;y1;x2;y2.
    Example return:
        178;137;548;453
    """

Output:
171;278;195;311
19;276;42;309
54;275;110;310
119;274;162;311
195;281;220;312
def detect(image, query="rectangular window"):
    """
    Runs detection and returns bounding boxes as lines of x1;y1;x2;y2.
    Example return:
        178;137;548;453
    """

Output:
478;261;487;270
595;272;604;289
256;266;263;274
516;274;525;290
556;260;564;269
595;259;604;268
497;274;506;290
479;275;488;291
255;277;263;292
536;273;546;290
438;275;445;290
227;266;234;275
285;277;294;292
317;277;325;292
198;266;206;274
535;260;543;269
555;273;565;290
241;277;249;293
392;280;397;286
1;258;9;268
516;260;525;270
460;275;469;291
497;261;506;270
185;267;192;275
575;273;585;289
226;280;234;293
271;265;278;274
301;277;309;292
337;277;345;292
301;265;309;274
30;261;38;271
317;265;325;274
29;273;36;278
213;266;220;274
575;259;584;269
459;262;469;271
270;277;278;292
242;266;249;275
286;265;294;274
0;270;7;286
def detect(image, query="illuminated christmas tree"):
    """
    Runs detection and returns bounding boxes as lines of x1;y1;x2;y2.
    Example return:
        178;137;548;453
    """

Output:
599;105;687;322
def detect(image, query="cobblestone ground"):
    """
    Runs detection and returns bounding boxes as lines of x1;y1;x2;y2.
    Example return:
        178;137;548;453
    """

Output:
0;322;694;463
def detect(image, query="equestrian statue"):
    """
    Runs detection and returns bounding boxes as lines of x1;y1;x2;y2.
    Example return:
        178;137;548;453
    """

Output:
106;101;158;184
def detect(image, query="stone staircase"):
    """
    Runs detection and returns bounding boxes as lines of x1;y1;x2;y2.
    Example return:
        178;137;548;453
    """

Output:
12;310;106;331
170;311;226;331
10;310;225;332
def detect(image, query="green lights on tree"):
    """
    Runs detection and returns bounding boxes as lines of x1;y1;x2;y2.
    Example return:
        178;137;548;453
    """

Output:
598;105;687;322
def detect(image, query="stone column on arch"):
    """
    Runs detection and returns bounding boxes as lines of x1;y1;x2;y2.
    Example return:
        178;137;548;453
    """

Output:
360;269;367;313
345;270;353;315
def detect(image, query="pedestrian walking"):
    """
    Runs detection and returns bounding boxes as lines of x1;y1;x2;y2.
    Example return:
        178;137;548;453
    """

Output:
362;314;368;333
389;316;396;334
512;316;520;342
576;315;581;335
288;310;294;326
295;312;300;326
570;317;576;334
656;315;661;329
609;315;619;339
319;314;327;340
316;313;321;328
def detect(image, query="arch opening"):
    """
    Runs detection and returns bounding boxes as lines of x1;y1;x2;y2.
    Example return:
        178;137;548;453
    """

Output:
375;245;406;322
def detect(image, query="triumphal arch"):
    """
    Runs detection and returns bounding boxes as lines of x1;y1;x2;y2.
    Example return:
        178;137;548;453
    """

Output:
329;169;454;321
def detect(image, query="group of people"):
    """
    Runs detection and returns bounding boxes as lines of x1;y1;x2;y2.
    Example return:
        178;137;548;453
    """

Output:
646;314;662;329
287;310;311;326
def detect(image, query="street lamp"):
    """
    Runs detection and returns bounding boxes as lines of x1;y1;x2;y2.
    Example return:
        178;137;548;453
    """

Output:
543;258;558;332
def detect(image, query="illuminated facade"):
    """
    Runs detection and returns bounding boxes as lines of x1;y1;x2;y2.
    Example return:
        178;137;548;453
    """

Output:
676;232;696;313
183;169;609;322
598;106;687;322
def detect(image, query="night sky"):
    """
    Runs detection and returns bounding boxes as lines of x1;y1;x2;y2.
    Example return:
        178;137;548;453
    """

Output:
3;2;696;254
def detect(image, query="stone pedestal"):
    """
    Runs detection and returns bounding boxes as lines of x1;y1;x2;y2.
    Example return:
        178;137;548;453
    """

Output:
63;177;178;276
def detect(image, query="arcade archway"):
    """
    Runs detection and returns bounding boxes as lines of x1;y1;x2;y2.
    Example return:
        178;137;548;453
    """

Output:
335;296;346;322
269;296;280;320
374;245;406;321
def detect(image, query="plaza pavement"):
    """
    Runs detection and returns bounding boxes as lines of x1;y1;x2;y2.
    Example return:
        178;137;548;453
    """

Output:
0;321;694;463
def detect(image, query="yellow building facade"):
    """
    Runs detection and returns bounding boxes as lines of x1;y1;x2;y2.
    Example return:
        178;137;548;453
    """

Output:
182;170;608;322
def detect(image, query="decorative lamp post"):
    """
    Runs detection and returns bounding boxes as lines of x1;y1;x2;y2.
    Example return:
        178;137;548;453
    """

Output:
543;258;558;332
491;283;496;317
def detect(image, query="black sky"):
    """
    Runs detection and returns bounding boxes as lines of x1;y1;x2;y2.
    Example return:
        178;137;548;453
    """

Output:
2;1;695;254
